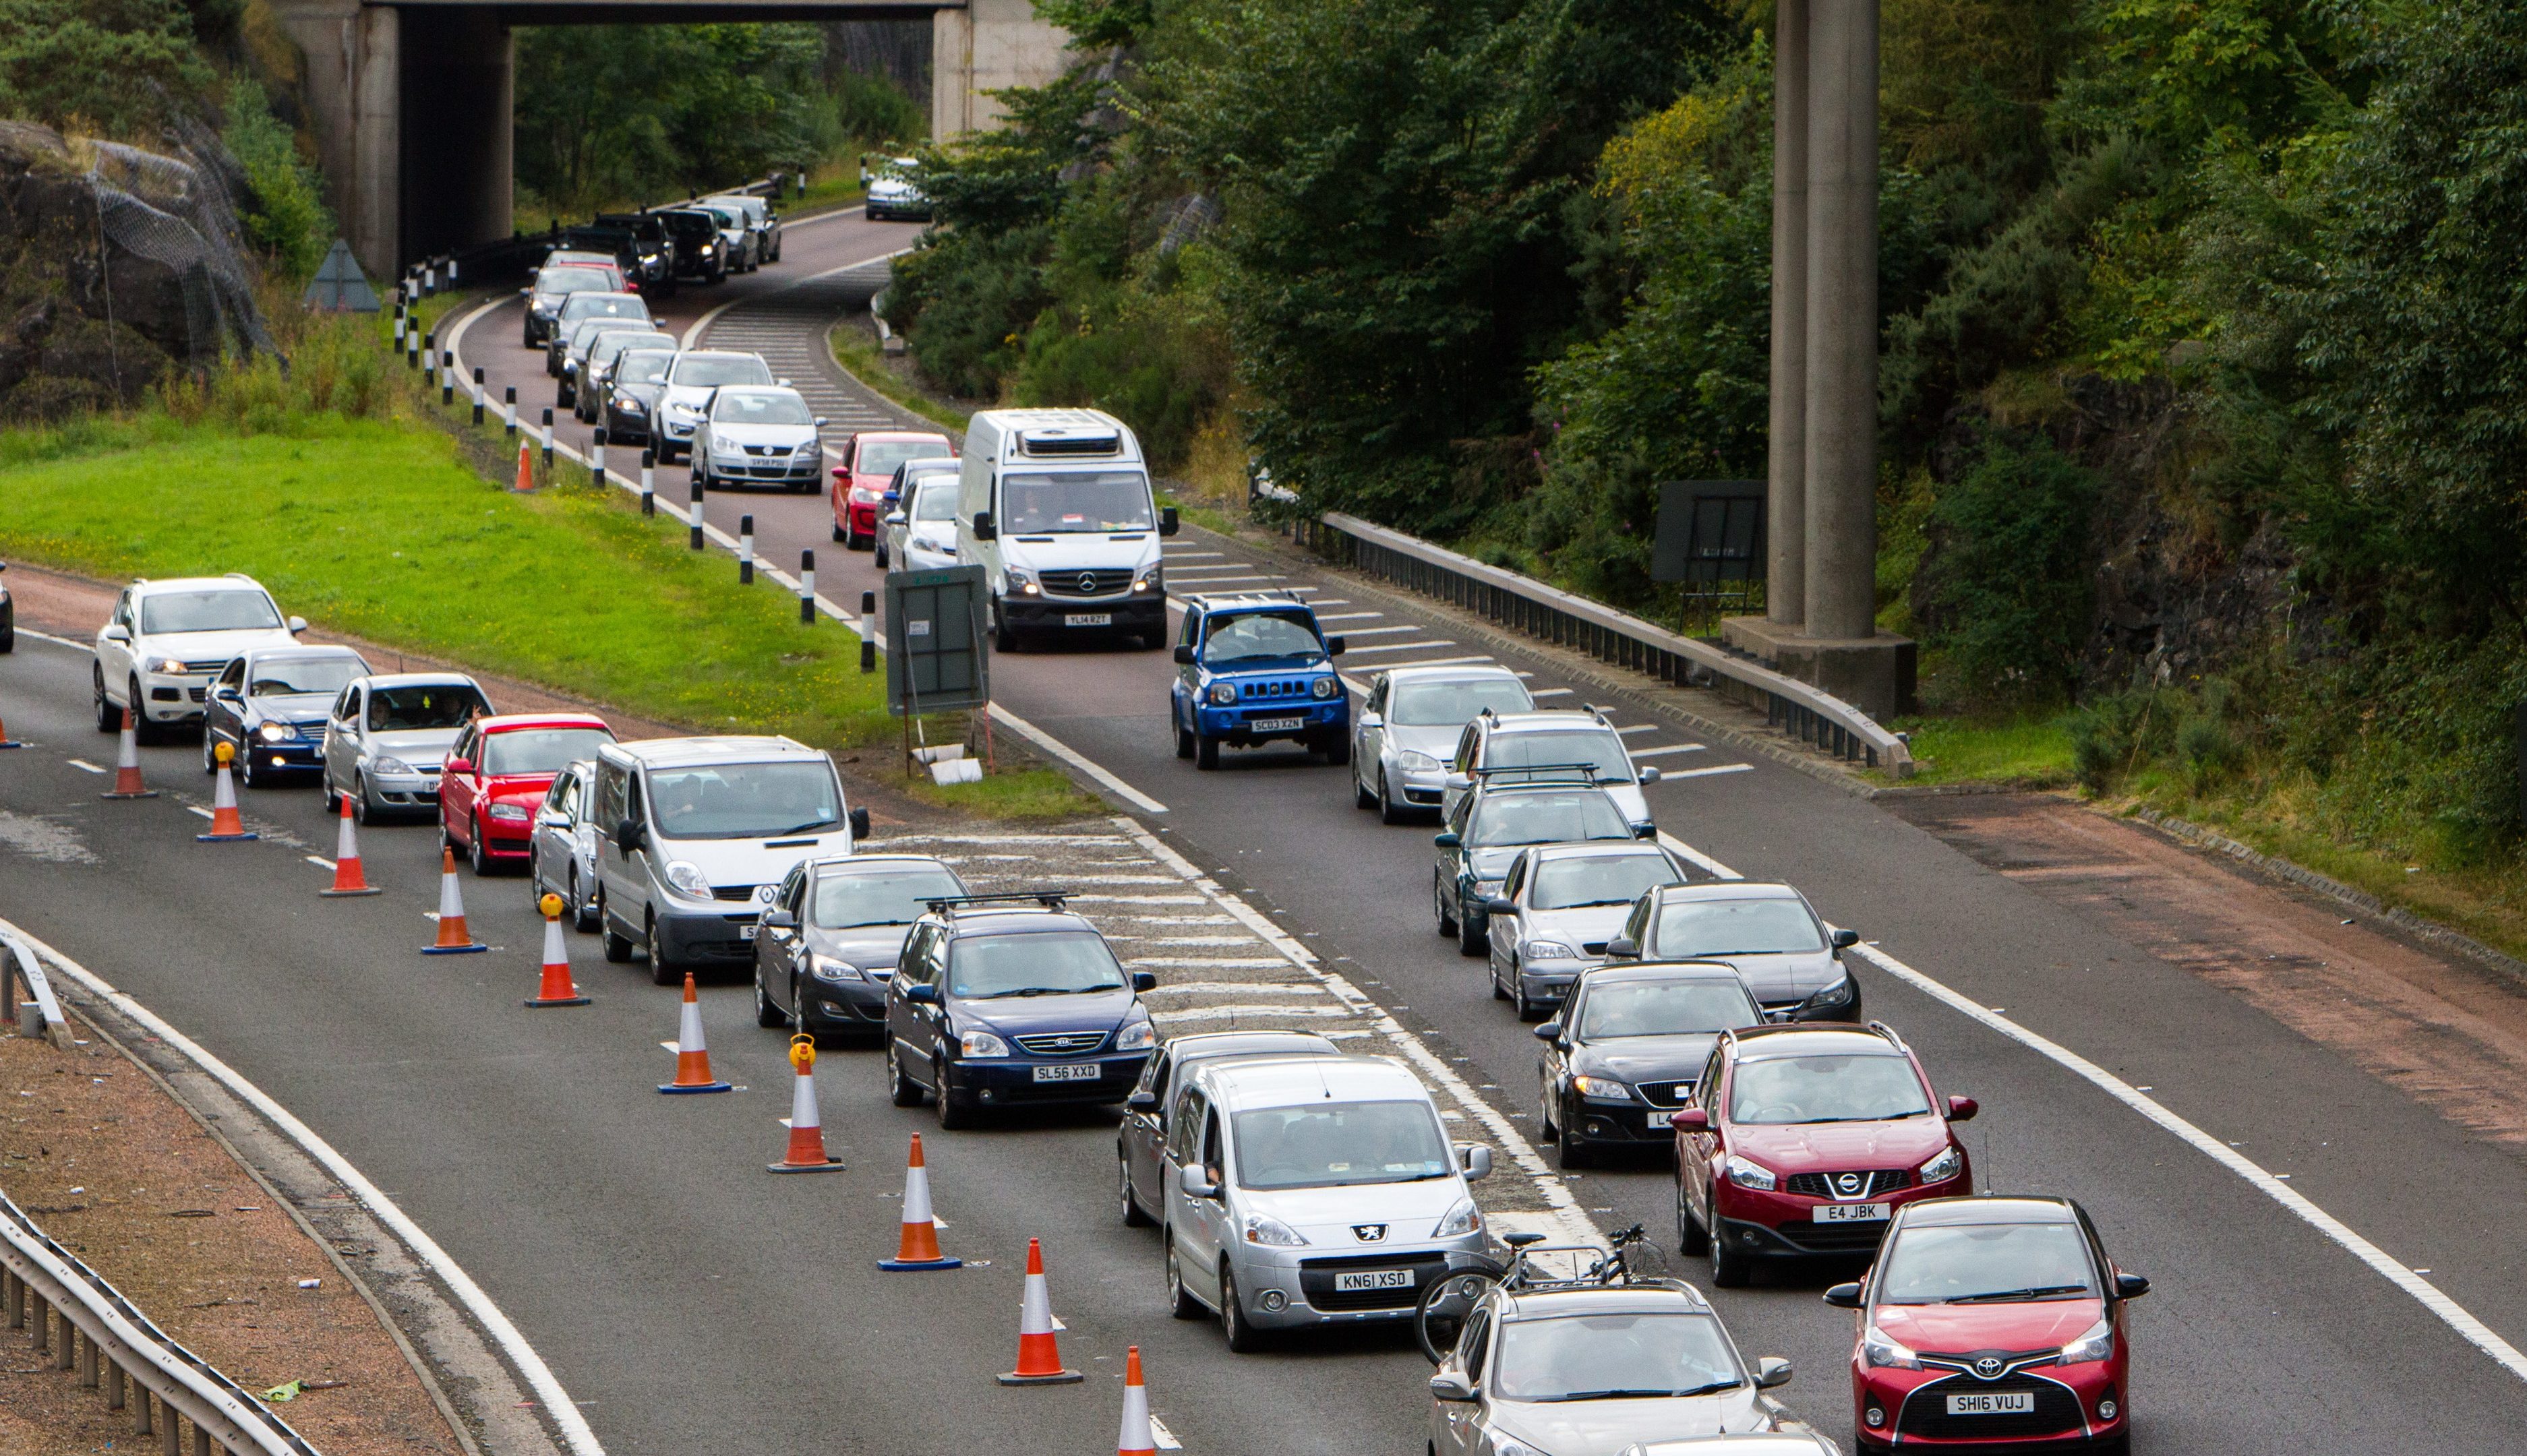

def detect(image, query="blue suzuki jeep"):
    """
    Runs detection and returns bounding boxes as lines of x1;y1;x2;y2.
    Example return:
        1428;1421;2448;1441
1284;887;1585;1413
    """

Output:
1170;593;1350;770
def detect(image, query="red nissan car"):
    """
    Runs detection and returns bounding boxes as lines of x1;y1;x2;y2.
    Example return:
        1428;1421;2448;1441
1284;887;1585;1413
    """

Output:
831;429;952;549
1826;1195;2147;1453
1671;1022;1975;1285
440;713;616;875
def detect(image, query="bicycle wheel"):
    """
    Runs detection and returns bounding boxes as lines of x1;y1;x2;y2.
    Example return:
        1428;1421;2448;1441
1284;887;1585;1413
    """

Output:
1415;1264;1502;1365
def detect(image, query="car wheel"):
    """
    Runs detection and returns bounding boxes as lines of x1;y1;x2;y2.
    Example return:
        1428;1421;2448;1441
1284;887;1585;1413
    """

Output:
1220;1265;1261;1353
468;817;490;876
239;743;260;790
94;668;117;733
127;678;159;744
1456;903;1487;957
1195;735;1219;770
1119;1153;1151;1227
1435;873;1458;938
1556;1116;1591;1170
831;518;845;543
1165;1240;1203;1319
351;774;372;826
322;780;340;814
1707;1188;1750;1287
570;871;598;932
599;894;634;963
201;733;218;776
1175;719;1195;760
1493;960;1511;1001
932;1060;973;1129
1321;731;1350;767
1381;770;1410;824
887;1045;925;1107
875;538;889;569
556;382;570;408
647;916;678;987
992;601;1020;653
1537;1083;1557;1139
1354;764;1377;809
1676;1180;1708;1255
754;967;786;1027
1514;979;1543;1023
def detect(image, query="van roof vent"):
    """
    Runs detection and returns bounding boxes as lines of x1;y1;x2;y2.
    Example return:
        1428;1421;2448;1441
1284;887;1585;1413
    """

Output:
1016;426;1123;458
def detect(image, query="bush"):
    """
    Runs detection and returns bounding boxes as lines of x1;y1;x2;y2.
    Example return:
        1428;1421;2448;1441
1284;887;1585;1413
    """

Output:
223;78;335;283
1911;428;2100;704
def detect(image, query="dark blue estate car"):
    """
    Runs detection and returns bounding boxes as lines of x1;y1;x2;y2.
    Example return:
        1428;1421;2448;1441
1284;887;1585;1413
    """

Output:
883;892;1158;1129
201;645;372;787
1169;591;1349;770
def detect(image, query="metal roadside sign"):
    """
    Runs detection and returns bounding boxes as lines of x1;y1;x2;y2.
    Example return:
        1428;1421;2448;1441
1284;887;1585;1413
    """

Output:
884;565;990;717
1653;480;1766;585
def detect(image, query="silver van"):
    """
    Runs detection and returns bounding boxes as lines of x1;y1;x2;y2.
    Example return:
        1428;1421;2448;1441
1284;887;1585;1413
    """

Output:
1163;1055;1493;1350
591;736;870;983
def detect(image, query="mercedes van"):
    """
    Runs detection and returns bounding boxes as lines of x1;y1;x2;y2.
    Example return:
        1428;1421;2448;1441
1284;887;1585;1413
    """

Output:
956;407;1179;650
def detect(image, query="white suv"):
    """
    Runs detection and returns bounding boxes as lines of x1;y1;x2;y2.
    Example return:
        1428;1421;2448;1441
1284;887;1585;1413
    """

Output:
94;576;305;741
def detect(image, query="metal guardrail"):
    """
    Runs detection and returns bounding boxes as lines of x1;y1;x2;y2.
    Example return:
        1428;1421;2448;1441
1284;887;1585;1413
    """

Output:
3;930;67;1044
1291;512;1913;777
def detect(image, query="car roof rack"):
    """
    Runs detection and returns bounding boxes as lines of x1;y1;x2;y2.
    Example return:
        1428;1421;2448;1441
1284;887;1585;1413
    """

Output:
925;890;1074;915
1469;762;1602;781
1183;588;1307;610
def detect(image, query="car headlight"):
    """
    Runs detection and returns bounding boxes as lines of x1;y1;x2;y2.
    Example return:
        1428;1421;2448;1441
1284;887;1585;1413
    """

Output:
1862;1325;1922;1370
703;243;717;255
487;802;531;822
663;859;712;897
1569;1074;1630;1101
959;1029;1011;1058
254;721;295;744
1005;567;1038;596
1242;1212;1309;1247
1432;1196;1483;1238
1802;974;1855;1009
805;954;856;983
1917;1144;1963;1186
2058;1316;2114;1366
1208;682;1237;707
614;394;645;413
668;401;703;418
1133;568;1160;593
148;657;187;675
711;434;738;454
1116;1020;1156;1052
1474;879;1504;898
1311;675;1338;699
1724;1153;1776;1191
1396;750;1441;772
1522;940;1578;961
372;756;415;775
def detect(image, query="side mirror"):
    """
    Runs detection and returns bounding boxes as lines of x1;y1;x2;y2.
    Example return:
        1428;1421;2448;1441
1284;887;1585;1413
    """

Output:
1126;1089;1160;1112
883;489;901;504
102;624;131;644
1177;1165;1218;1199
1606;936;1638;959
1455;1144;1492;1180
1427;1373;1477;1403
903;981;940;1005
1637;765;1661;785
444;757;474;776
848;806;872;840
2114;1271;2151;1300
1172;645;1196;666
762;908;797;930
1357;711;1381;729
213;686;242;702
1754;1356;1793;1389
1946;1095;1978;1123
1532;1021;1562;1042
1830;928;1861;949
1159;505;1180;537
1131;971;1158;992
1325;636;1346;657
1433;831;1461;849
1669;1107;1710;1134
1444;772;1473;791
973;510;997;541
1822;1282;1864;1310
885;511;907;526
813;416;828;427
616;818;643;847
1483;895;1516;917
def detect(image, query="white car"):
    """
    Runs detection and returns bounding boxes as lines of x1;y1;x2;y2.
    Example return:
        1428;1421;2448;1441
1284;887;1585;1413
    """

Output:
94;576;307;742
705;193;780;263
881;472;963;573
1444;709;1663;838
320;673;496;823
1353;665;1535;823
691;386;826;493
864;158;932;222
529;759;604;931
654;351;775;462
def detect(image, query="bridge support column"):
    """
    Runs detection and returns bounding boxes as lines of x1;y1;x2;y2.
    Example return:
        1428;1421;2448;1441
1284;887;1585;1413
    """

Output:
931;0;1073;138
399;7;514;266
270;0;402;279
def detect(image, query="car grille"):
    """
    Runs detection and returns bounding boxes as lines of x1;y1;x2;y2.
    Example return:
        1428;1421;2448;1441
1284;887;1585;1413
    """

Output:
187;686;207;703
1634;1081;1694;1108
1774;1219;1895;1253
1579;940;1610;956
1785;1169;1912;1199
1235;678;1317;702
1897;1370;2085;1440
1297;1252;1450;1311
1013;1031;1107;1056
1040;568;1133;599
711;885;759;903
742;444;797;456
179;659;229;673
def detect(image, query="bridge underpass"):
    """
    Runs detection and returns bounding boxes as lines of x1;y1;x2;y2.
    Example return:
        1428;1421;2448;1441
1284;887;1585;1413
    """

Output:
269;0;1069;275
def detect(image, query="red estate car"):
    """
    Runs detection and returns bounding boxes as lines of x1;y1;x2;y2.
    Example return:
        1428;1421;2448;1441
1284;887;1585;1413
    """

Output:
440;714;617;875
1826;1196;2147;1453
1671;1022;1975;1285
831;430;952;550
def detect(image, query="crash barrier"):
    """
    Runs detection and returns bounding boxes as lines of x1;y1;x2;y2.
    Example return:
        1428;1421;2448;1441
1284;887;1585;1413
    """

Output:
2;930;67;1045
1286;512;1913;777
0;1189;324;1456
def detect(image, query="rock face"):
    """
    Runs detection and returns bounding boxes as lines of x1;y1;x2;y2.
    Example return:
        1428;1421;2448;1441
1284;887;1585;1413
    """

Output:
0;119;272;420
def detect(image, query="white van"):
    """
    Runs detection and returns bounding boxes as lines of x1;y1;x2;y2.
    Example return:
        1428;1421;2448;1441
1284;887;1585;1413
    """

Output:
591;736;870;984
956;407;1179;650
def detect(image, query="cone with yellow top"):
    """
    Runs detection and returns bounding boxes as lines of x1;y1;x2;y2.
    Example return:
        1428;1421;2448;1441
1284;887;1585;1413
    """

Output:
767;1033;845;1172
196;741;258;841
525;893;591;1007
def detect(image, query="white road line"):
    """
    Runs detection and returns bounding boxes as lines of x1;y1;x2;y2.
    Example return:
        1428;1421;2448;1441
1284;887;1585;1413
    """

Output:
986;705;1167;815
1656;832;1742;882
1148;1414;1183;1451
1614;725;1659;735
1527;688;1573;698
680;235;907;349
305;855;336;870
1658;762;1754;779
185;806;213;820
1375;657;1497;671
1322;624;1420;636
0;917;608;1456
65;759;106;775
1311;612;1385;622
1160;550;1224;558
1337;640;1455;655
1630;744;1708;758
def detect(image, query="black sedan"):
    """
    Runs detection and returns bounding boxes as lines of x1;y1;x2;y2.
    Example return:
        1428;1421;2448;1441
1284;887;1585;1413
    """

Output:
201;645;373;788
1534;960;1762;1167
755;853;969;1039
657;209;729;284
599;348;679;448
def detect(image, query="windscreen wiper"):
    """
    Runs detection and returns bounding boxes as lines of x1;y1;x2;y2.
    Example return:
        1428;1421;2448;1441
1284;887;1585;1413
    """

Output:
1545;1385;1733;1403
1949;1285;2091;1304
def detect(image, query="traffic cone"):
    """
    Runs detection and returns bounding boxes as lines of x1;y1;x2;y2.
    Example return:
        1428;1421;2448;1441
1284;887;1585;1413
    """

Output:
525;893;591;1008
421;849;488;954
876;1134;961;1270
657;971;731;1093
997;1238;1083;1385
0;704;22;750
320;795;381;896
767;1033;843;1172
1117;1346;1155;1456
101;708;156;799
515;440;533;493
195;741;258;842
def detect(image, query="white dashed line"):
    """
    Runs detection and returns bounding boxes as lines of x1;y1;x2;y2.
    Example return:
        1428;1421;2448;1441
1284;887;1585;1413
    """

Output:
1629;744;1709;758
65;759;106;775
1658;762;1754;779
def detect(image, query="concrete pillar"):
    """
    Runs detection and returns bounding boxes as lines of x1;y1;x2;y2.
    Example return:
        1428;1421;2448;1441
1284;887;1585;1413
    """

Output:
1764;0;1809;628
932;0;1073;139
268;0;398;280
399;7;513;264
1801;0;1879;641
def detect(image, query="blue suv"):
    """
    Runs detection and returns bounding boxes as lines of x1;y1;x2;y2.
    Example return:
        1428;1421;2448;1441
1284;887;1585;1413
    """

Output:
1170;593;1350;770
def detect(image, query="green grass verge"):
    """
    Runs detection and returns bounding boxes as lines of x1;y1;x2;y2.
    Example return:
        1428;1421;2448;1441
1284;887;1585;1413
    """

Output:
1871;710;2079;789
828;323;973;432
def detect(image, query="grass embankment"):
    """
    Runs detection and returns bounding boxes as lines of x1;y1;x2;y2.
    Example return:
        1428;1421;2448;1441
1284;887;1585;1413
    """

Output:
829;320;972;433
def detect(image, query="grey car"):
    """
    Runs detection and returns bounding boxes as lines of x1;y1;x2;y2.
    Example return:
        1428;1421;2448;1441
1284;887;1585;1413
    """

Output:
529;759;603;930
705;193;780;263
1605;881;1863;1021
320;673;494;824
560;320;669;410
1117;1030;1342;1227
1482;841;1689;1019
521;264;621;348
754;853;970;1038
1352;665;1534;823
574;328;677;422
1444;710;1662;837
653;351;775;462
691;386;826;492
544;291;649;376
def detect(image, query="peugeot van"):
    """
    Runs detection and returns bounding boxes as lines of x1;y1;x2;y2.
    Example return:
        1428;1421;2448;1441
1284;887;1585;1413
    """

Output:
956;407;1179;650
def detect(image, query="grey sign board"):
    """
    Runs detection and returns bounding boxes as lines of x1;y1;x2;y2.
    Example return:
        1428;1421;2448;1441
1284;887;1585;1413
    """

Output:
1653;480;1765;584
885;565;990;715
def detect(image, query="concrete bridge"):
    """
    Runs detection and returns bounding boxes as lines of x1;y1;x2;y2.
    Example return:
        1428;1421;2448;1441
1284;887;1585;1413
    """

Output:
270;0;1069;275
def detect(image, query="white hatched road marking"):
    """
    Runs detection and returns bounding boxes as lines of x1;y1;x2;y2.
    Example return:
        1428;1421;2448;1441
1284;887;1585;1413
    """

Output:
65;759;105;774
1659;762;1754;779
1630;744;1708;758
1337;640;1454;656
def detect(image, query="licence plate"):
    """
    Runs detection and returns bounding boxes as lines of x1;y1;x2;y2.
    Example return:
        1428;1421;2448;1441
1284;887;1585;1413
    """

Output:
1032;1062;1102;1083
1650;1111;1674;1132
1251;716;1305;733
1814;1202;1890;1224
1944;1391;2034;1416
740;923;758;940
1333;1269;1415;1293
1064;613;1112;627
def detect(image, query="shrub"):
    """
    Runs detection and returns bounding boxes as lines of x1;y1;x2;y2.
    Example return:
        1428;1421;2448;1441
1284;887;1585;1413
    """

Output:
1911;427;2101;704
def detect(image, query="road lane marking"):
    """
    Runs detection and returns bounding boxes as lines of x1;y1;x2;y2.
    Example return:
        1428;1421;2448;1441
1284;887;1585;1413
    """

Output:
1311;612;1384;622
1630;744;1708;757
66;759;105;774
185;806;213;820
305;855;336;870
1337;640;1454;655
1148;1414;1182;1450
985;705;1167;815
1658;762;1753;779
1370;657;1495;671
1528;688;1573;698
1322;624;1419;636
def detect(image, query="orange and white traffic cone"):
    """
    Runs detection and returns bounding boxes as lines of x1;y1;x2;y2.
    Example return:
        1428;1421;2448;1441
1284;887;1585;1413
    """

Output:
998;1238;1083;1384
515;441;533;493
196;741;258;842
0;702;22;750
876;1134;961;1270
767;1033;843;1172
525;893;591;1008
421;848;488;954
101;707;156;799
657;971;730;1093
1117;1346;1155;1456
320;795;381;896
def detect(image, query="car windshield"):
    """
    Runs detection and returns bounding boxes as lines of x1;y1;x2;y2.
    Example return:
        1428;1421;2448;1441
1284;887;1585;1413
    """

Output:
909;479;959;521
1728;1053;1932;1124
366;684;489;731
1201;613;1324;666
140;589;280;634
1491;1312;1743;1403
715;393;813;426
1876;1222;2098;1305
560;295;645;323
536;269;612;297
595;332;673;365
660;213;715;241
1000;471;1154;533
572;320;642;352
645;761;841;839
482;728;615;776
1578;981;1760;1039
857;439;949;475
1231;1099;1451;1190
1529;853;1681;909
618;351;676;385
809;866;969;929
947;930;1126;998
674;356;772;388
1651;899;1824;957
1389;677;1534;726
1484;727;1633;783
1466;791;1632;847
247;658;364;698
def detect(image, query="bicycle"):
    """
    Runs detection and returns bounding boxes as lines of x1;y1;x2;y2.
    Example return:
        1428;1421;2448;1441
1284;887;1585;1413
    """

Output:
1413;1223;1666;1363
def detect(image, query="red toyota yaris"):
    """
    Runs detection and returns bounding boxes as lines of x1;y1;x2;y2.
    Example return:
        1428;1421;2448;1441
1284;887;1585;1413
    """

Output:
440;714;616;875
1671;1023;1975;1285
1826;1195;2148;1453
831;430;952;550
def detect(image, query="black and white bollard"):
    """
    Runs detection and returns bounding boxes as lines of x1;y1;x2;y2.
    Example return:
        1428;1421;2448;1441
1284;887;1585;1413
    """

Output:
441;351;454;406
640;450;655;516
422;332;435;383
393;306;407;350
541;408;554;470
860;590;876;673
591;427;607;487
504;386;517;437
690;481;705;550
739;516;755;584
800;551;816;625
471;368;485;425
